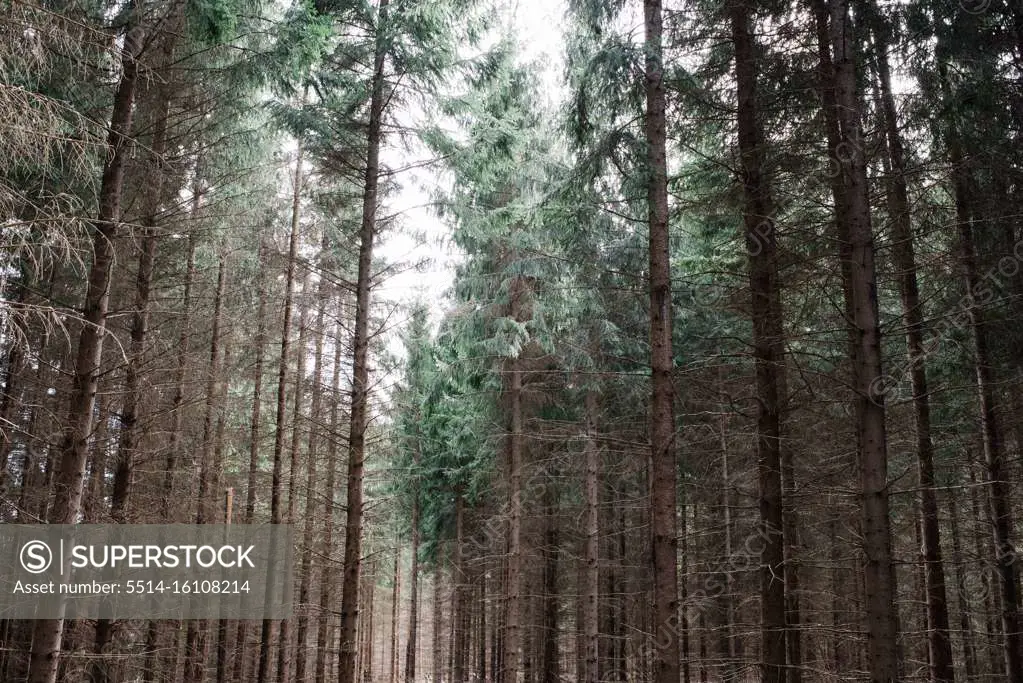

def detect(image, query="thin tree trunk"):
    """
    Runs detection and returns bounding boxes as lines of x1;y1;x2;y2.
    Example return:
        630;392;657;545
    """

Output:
948;487;979;680
404;430;422;683
278;271;311;683
390;550;400;683
583;388;600;683
184;252;229;683
541;471;560;683
234;235;269;683
730;2;786;679
869;16;956;679
643;1;681;681
337;3;389;681
217;488;235;683
433;574;443;683
145;210;199;683
90;85;171;660
808;14;861;670
503;279;525;683
257;120;306;683
453;494;467;683
361;566;376;683
296;264;329;683
949;138;1023;682
719;432;737;681
26;19;147;683
315;317;345;683
827;0;900;678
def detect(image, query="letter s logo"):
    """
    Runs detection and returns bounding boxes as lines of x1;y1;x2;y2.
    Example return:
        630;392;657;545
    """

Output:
20;541;52;574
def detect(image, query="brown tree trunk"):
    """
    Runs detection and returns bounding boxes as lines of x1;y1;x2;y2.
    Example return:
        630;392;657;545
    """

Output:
217;487;235;683
338;2;389;679
315;317;345;683
234;235;269;683
583;388;600;683
948;487;979;680
782;433;801;683
949;139;1023;682
278;271;311;683
871;14;955;680
145;204;199;683
404;431;422;683
257;119;306;683
433;574;443;683
643;1;681;681
503;281;525;683
827;0;900;679
295;262;329;683
184;252;229;683
360;566;376;682
26;19;147;683
453;494;467;683
313;321;345;683
541;472;560;683
389;551;400;683
730;1;786;679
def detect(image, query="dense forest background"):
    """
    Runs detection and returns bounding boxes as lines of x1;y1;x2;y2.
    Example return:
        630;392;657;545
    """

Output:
2;0;1023;681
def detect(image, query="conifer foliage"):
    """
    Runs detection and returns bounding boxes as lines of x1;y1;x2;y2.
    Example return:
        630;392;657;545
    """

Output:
3;0;1023;681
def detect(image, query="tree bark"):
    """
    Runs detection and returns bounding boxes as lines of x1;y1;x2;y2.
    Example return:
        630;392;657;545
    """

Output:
338;2;389;679
389;550;400;683
643;1;681;681
26;18;147;683
404;425;422;683
870;13;955;679
948;138;1023;683
234;235;269;683
827;0;900;678
730;2;787;680
295;261;329;683
503;277;526;683
315;316;345;683
948;487;979;680
278;270;311;683
541;471;560;683
583;387;600;683
257;116;306;683
184;252;229;683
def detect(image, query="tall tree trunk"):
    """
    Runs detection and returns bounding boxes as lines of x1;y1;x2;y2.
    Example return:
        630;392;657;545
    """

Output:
453;494;467;683
948;487;979;680
257;119;306;683
184;252;229;683
433;574;443;683
404;428;422;683
295;263;329;683
389;550;400;683
643;1;681;681
730;2;786;680
278;271;311;683
541;471;560;683
217;487;235;683
315;317;345;683
503;280;525;683
826;0;901;679
26;19;147;683
870;13;955;679
338;2;389;679
718;431;738;681
145;207;199;683
583;388;600;683
234;235;269;683
948;137;1023;683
